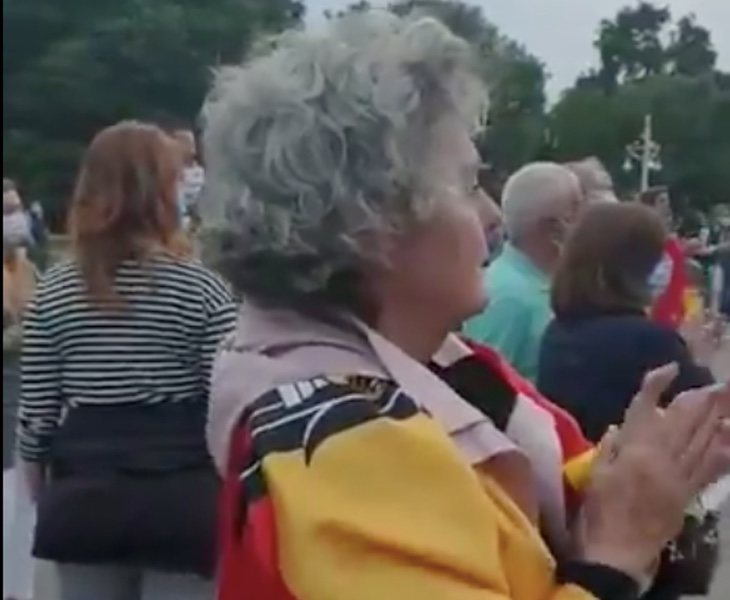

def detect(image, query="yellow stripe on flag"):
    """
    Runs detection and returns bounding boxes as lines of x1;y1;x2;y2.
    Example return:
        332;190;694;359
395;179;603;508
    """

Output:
563;448;596;492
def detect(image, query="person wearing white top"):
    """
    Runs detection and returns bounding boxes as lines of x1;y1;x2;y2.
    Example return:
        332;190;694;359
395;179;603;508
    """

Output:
3;181;33;250
172;129;205;231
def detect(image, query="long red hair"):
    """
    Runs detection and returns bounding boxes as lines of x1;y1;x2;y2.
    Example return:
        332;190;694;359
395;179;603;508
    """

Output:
68;121;189;301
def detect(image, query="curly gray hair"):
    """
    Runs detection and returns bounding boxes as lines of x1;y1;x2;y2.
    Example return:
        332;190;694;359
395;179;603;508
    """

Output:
201;11;486;308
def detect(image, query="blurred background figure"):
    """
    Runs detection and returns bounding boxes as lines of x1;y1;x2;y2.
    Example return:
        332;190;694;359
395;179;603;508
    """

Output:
17;121;235;600
704;207;730;336
539;202;714;442
3;180;33;254
171;128;205;235
718;224;730;322
3;179;37;468
538;201;719;600
2;246;36;463
639;186;709;330
684;258;707;323
463;162;582;381
564;157;619;205
3;179;49;272
3;178;38;600
27;200;49;270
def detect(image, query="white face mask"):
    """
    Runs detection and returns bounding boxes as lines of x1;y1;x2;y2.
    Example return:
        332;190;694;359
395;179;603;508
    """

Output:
647;253;673;299
3;211;31;248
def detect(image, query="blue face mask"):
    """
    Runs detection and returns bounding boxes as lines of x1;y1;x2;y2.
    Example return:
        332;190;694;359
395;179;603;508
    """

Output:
648;253;672;299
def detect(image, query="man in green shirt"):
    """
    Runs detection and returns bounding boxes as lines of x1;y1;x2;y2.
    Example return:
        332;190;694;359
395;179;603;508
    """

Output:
464;163;583;381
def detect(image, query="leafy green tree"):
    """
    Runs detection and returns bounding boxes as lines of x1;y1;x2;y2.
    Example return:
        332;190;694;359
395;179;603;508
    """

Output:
595;2;670;92
550;3;729;211
3;0;303;228
666;15;717;77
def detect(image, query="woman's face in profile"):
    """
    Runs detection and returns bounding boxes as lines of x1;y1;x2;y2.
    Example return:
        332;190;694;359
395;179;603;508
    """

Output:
381;113;493;329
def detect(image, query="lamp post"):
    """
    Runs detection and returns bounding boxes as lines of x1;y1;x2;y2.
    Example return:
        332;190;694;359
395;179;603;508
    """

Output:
623;114;662;192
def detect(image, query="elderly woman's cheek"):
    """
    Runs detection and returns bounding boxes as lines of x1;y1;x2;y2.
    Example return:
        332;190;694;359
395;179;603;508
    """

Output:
446;206;489;318
467;211;490;311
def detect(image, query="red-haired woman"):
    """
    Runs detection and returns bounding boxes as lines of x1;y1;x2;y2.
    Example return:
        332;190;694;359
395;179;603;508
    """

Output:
17;122;236;600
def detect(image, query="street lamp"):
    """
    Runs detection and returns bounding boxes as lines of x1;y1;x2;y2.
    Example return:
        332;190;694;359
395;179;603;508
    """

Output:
623;114;662;192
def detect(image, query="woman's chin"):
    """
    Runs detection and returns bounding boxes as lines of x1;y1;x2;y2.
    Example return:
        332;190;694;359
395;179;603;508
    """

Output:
459;293;488;323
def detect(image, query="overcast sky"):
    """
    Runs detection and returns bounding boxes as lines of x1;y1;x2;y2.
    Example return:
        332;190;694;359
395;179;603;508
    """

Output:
304;0;730;100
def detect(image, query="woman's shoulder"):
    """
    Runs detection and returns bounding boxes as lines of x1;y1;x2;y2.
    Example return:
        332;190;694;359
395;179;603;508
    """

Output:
148;256;232;297
240;374;416;428
149;255;219;279
36;259;81;293
550;312;659;335
545;313;677;358
556;313;692;364
232;374;420;460
248;374;408;416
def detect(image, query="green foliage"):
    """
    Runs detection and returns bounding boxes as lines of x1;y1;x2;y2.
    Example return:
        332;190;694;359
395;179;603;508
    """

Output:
667;15;718;77
5;0;727;223
550;2;728;211
596;2;670;91
3;0;303;228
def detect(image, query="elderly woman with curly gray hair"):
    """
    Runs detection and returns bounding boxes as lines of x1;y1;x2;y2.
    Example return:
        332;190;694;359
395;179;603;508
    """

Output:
202;11;730;600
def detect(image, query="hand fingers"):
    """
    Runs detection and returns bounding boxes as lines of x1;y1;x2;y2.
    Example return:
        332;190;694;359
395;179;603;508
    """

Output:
664;386;716;459
714;381;730;418
593;425;620;471
678;391;722;487
639;364;679;401
688;419;730;491
621;364;678;441
677;383;730;490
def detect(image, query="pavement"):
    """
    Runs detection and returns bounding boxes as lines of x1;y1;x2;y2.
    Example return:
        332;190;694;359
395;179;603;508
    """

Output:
4;345;730;599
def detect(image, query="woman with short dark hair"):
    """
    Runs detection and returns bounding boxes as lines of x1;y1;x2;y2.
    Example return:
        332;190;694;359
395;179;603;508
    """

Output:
539;202;713;443
539;203;720;600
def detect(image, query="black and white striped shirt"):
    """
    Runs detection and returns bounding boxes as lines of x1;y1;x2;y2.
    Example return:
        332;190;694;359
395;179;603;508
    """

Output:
18;256;237;461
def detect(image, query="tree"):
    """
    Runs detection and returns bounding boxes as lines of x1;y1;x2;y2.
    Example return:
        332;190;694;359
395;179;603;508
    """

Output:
548;88;624;168
550;3;730;211
593;2;720;93
596;2;670;91
666;15;717;77
3;0;303;228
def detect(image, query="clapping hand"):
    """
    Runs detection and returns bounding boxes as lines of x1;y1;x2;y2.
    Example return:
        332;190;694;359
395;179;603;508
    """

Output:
575;365;730;583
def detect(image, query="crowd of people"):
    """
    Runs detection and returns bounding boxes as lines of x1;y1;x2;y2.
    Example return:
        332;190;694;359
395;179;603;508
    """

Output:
3;11;730;600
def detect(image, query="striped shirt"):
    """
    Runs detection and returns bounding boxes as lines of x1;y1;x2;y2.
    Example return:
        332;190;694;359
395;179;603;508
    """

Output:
18;256;237;461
